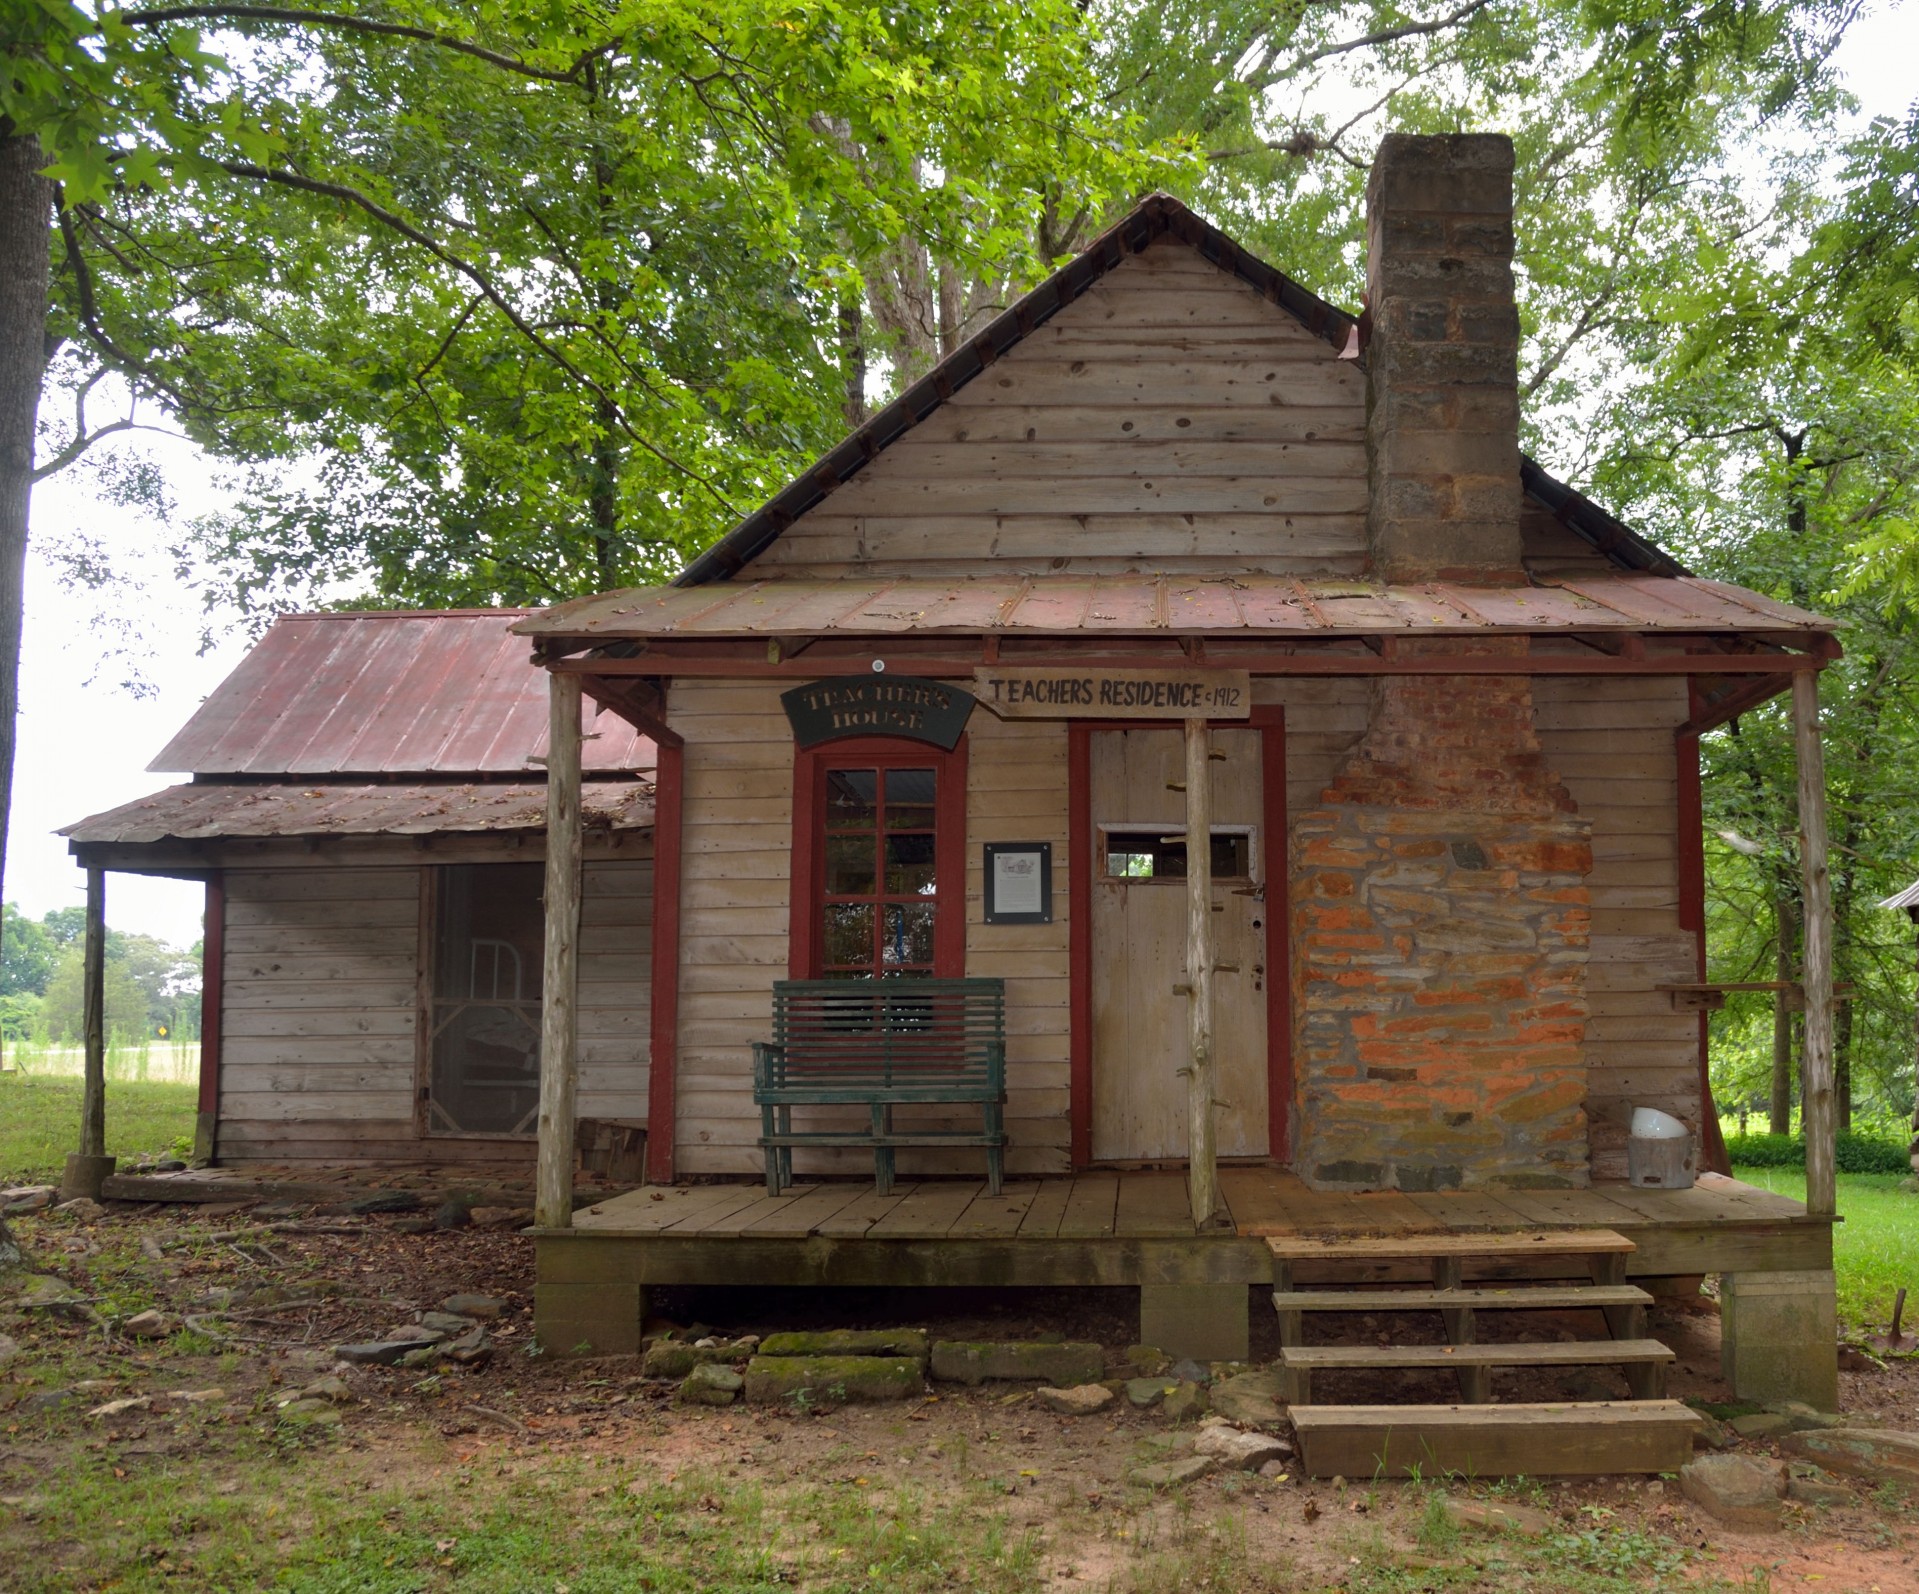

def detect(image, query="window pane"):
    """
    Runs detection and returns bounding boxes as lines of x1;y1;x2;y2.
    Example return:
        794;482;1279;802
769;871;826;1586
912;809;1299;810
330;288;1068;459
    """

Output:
825;834;877;896
826;770;878;829
882;903;936;967
822;903;875;969
884;833;938;896
1101;830;1252;881
884;767;936;830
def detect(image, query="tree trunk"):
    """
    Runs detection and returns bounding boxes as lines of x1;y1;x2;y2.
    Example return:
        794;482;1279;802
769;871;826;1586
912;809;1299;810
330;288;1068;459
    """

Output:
1769;884;1798;1135
839;293;866;431
0;137;54;914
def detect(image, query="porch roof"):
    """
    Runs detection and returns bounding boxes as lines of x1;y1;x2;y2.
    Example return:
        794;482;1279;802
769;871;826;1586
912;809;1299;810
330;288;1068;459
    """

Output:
514;570;1833;644
61;778;654;846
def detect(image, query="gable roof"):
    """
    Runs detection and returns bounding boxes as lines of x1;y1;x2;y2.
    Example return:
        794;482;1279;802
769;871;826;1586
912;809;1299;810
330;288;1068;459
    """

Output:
674;193;1683;588
151;610;653;777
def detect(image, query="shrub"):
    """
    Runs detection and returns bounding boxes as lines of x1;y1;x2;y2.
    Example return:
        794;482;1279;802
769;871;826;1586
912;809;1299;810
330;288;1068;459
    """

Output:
1725;1130;1913;1174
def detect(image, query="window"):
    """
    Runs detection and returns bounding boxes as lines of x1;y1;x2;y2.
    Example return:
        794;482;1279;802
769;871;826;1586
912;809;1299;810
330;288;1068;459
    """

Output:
1102;827;1253;882
426;863;544;1136
794;738;965;980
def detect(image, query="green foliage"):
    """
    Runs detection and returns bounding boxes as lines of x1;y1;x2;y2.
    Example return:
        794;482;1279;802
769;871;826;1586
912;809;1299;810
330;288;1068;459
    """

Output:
1;904;56;997
1727;1130;1912;1172
39;943;150;1046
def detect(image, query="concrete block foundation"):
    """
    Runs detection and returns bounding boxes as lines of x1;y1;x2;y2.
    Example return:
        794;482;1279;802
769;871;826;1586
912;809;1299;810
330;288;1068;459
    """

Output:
1139;1283;1250;1362
535;1280;646;1358
1720;1269;1838;1409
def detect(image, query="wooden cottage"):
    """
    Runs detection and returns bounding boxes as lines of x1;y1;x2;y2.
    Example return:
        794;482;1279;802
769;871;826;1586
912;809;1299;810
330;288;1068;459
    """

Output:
61;609;656;1168
519;135;1844;1469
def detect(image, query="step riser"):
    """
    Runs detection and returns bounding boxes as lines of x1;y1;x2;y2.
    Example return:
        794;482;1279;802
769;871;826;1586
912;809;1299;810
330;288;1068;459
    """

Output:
1291;1403;1699;1479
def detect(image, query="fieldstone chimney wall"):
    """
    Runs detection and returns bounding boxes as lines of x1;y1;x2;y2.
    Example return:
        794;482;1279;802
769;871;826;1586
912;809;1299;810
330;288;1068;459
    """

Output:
1290;639;1594;1191
1365;132;1523;581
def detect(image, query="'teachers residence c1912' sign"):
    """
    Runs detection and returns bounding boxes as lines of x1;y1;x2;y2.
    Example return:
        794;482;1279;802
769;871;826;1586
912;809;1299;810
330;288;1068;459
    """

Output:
972;667;1252;719
780;676;976;750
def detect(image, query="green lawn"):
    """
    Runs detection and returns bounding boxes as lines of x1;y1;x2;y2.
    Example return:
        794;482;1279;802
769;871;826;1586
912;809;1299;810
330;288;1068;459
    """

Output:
1732;1163;1919;1333
0;1072;197;1183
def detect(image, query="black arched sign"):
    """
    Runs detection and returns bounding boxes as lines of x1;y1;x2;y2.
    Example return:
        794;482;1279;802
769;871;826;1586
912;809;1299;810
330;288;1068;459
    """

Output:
780;676;975;751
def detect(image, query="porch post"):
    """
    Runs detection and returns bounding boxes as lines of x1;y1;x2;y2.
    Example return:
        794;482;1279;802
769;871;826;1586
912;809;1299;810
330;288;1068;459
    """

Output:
535;671;584;1230
1793;670;1835;1218
1184;716;1222;1228
60;865;114;1201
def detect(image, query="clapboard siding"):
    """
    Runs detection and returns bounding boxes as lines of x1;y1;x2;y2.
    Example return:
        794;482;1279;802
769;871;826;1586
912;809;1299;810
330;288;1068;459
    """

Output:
217;853;653;1164
756;239;1373;578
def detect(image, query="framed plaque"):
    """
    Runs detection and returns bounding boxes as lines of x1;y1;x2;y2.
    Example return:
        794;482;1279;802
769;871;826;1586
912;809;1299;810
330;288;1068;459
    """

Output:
984;842;1052;925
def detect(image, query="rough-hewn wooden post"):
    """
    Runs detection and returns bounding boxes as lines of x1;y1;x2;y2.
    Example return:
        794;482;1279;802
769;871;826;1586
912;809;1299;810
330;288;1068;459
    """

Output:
80;866;106;1158
1794;670;1835;1218
1185;716;1220;1228
535;672;584;1230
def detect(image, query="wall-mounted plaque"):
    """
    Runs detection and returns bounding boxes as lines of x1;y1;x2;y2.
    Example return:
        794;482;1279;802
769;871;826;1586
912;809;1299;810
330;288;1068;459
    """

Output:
984;842;1053;924
973;666;1251;719
781;676;975;750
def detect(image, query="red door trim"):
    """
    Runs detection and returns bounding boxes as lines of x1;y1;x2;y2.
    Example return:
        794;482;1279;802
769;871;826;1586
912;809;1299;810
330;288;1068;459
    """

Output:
789;736;969;979
1067;710;1290;1167
646;739;685;1183
197;874;225;1163
1675;705;1729;1174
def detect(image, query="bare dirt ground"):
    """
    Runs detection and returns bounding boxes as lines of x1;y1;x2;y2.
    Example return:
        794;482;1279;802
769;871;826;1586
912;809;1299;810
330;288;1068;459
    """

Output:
4;1200;1918;1593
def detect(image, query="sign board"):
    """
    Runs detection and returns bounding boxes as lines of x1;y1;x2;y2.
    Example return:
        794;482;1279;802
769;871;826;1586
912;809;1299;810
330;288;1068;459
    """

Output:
780;676;975;750
973;667;1252;720
983;842;1052;924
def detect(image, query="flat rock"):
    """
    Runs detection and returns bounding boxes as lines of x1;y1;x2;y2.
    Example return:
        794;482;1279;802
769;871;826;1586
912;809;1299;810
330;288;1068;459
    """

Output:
51;1198;106;1221
1167;1358;1210;1384
277;1398;343;1426
88;1396;152;1418
1781;1427;1919;1485
1770;1400;1845;1432
164;1387;228;1404
1787;1465;1851;1507
319;1191;421;1216
1442;1499;1559;1537
759;1329;929;1361
467;1206;531;1229
642;1339;754;1379
1193;1425;1291;1471
678;1364;745;1406
23;1389;75;1414
293;1376;353;1404
1127;1377;1175;1408
420;1311;477;1334
1128;1455;1216;1489
929;1340;1103;1387
13;1274;76;1306
1125;1345;1171;1376
121;1309;172;1339
1680;1455;1788;1527
377;1323;445;1346
432;1200;472;1230
1036;1384;1115;1417
333;1340;426;1367
1209;1369;1285;1428
1729;1412;1792;1439
2;1186;55;1214
441;1293;507;1320
744;1355;922;1405
1160;1381;1208;1423
1692;1412;1737;1450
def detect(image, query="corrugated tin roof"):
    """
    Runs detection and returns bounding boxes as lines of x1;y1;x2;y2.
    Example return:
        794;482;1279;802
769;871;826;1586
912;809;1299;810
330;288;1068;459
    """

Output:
515;572;1833;642
150;611;654;775
62;780;654;846
672;193;1684;588
1880;881;1919;912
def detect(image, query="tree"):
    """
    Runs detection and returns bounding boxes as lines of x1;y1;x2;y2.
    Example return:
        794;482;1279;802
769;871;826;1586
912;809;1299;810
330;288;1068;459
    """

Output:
42;941;150;1046
1;902;55;997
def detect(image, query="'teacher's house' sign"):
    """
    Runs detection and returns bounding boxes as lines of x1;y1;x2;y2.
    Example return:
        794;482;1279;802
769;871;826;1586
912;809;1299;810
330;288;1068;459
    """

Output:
781;676;975;751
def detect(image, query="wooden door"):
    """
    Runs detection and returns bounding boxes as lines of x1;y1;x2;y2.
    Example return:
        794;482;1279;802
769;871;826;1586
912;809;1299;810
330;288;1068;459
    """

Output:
1090;727;1268;1161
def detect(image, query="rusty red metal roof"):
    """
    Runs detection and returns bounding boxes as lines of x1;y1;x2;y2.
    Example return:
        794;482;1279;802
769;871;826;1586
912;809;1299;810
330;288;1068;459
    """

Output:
62;780;654;846
150;611;654;775
515;573;1833;642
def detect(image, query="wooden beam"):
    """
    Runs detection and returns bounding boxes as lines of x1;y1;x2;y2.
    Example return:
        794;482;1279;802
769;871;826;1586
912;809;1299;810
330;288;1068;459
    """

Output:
80;866;106;1160
535;673;584;1231
1795;670;1836;1218
1185;716;1222;1229
195;874;225;1165
646;738;686;1184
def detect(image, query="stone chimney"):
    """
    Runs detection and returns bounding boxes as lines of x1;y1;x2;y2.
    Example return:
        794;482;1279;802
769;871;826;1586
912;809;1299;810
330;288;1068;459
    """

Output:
1364;133;1522;581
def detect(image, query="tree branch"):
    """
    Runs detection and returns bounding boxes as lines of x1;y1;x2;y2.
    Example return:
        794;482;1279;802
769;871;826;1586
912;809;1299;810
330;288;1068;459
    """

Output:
1259;0;1498;86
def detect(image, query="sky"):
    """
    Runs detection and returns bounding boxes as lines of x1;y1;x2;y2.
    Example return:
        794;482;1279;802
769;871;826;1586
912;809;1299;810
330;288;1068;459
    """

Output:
7;2;1916;954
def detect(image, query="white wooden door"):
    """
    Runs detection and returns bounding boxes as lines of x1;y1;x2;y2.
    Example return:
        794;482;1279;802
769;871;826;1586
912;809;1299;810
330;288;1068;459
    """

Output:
1090;727;1268;1161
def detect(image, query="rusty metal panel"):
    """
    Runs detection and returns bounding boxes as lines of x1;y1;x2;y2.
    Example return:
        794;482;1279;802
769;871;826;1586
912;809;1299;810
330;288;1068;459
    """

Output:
62;779;654;845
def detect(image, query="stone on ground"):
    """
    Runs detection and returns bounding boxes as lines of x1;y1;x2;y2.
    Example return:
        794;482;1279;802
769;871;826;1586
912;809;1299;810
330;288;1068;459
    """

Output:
1208;1369;1285;1427
293;1376;353;1404
441;1293;507;1320
1771;1400;1845;1432
744;1355;922;1405
1786;1464;1851;1506
467;1206;532;1229
929;1341;1103;1387
1679;1455;1788;1527
0;1332;17;1368
165;1387;227;1404
679;1364;745;1406
13;1274;76;1306
2;1186;55;1214
421;1311;478;1334
1442;1499;1558;1537
1128;1455;1216;1489
277;1398;344;1427
121;1309;171;1339
1691;1412;1736;1449
759;1329;929;1361
1160;1381;1208;1422
88;1396;152;1418
642;1339;754;1379
1036;1384;1115;1417
1127;1377;1175;1408
1193;1423;1291;1471
432;1199;472;1230
51;1198;106;1221
1125;1345;1170;1376
1781;1427;1919;1486
1728;1411;1791;1439
334;1340;429;1367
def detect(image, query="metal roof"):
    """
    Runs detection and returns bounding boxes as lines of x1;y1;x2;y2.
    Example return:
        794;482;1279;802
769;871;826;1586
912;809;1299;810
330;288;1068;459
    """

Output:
62;779;654;846
150;610;654;776
516;572;1833;642
672;193;1684;588
1880;881;1919;913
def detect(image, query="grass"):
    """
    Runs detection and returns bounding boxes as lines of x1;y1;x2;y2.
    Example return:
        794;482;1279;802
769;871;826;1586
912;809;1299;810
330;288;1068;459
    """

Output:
0;1071;197;1182
1732;1164;1919;1332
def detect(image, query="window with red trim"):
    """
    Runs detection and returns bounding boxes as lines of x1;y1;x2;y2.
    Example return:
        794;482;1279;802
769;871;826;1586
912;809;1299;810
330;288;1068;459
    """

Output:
794;738;966;979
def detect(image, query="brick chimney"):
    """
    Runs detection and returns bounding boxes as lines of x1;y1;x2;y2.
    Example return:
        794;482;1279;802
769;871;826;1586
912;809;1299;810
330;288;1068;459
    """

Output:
1364;133;1522;581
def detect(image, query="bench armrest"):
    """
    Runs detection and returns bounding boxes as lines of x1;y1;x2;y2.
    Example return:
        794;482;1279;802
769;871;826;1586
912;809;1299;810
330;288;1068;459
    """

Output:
752;1041;785;1093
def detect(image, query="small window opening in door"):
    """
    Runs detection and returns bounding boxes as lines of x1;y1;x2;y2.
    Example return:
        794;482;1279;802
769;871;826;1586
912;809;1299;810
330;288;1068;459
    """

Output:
426;862;544;1136
1102;828;1252;881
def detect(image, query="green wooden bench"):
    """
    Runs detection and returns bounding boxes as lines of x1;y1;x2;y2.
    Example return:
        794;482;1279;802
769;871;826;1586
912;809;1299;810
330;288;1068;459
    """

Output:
753;978;1007;1196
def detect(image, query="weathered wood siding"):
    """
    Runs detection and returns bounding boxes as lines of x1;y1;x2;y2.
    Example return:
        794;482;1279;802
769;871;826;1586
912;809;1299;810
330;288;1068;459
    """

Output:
217;855;652;1164
756;239;1372;579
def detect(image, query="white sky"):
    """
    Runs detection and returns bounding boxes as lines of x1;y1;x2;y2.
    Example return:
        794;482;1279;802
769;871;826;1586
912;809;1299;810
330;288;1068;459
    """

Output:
8;2;1915;953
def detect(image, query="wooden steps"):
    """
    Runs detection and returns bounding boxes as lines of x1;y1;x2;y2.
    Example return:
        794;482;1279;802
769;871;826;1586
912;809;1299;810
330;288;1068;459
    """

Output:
1290;1400;1700;1478
1269;1226;1687;1473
